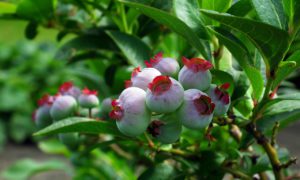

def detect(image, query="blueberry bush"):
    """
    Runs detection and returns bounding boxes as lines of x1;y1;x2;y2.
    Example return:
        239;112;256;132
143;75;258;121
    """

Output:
1;0;300;179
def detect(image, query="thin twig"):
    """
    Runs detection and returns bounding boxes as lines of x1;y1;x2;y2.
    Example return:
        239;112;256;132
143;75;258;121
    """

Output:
144;132;155;148
281;157;297;169
246;123;284;180
271;121;280;146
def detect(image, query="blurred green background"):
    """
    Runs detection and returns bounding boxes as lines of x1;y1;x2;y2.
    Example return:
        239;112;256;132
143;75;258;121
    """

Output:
0;19;73;148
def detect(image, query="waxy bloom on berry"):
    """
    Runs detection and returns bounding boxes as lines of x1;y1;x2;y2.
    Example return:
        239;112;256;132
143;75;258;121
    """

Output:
78;87;99;109
146;76;184;113
178;89;215;130
34;94;56;129
50;95;77;121
178;57;212;91
110;87;151;137
125;67;161;91
145;52;180;76
147;113;182;144
207;83;231;116
59;81;81;99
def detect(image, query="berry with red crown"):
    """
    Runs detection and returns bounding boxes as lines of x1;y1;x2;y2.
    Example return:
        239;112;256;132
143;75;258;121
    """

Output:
34;94;56;129
78;87;99;109
145;52;180;76
50;95;77;121
207;83;231;116
178;57;212;91
110;87;151;136
178;89;215;130
125;67;161;90
146;76;184;113
59;81;81;99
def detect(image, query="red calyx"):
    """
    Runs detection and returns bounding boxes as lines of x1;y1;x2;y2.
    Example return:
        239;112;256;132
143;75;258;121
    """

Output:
109;99;124;120
131;66;141;78
214;83;230;104
147;120;165;137
220;83;230;90
148;75;172;95
145;52;163;67
182;57;213;73
82;87;98;96
37;94;56;106
124;80;132;88
59;81;73;93
193;94;215;115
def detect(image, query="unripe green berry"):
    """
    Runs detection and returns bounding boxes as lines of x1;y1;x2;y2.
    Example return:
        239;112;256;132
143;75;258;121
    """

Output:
178;89;215;130
58;133;80;150
146;76;184;113
148;113;182;144
35;105;53;129
50;95;77;121
145;52;180;76
78;87;99;108
110;87;151;137
178;57;212;91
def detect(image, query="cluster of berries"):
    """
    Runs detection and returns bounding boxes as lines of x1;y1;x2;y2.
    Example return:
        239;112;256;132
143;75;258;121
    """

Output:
33;82;100;148
34;82;100;128
110;53;231;144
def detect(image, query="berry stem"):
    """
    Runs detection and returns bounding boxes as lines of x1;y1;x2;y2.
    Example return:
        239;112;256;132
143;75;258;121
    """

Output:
221;167;252;180
88;108;92;118
144;132;155;148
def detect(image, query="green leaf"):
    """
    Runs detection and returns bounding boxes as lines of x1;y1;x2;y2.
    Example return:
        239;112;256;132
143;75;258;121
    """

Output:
257;100;300;133
25;21;38;40
251;0;287;30
209;27;264;100
283;0;294;25
286;50;300;68
138;162;175;180
106;30;151;67
199;0;232;25
173;0;210;40
55;34;117;61
201;10;290;71
0;2;17;14
1;159;68;180
235;96;254;117
119;0;211;60
199;0;232;13
16;0;56;22
271;61;297;90
227;0;252;17
38;139;69;155
293;0;300;32
232;71;250;101
34;117;123;137
261;92;300;112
